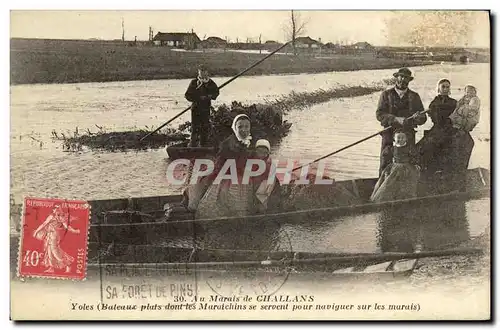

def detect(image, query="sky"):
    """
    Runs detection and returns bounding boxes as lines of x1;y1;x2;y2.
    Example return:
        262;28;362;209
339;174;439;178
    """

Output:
10;10;491;47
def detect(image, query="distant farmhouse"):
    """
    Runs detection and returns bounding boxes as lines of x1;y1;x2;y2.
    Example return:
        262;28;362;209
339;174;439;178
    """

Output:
261;40;283;51
295;36;322;48
351;41;374;50
323;42;338;49
199;36;227;48
152;32;200;49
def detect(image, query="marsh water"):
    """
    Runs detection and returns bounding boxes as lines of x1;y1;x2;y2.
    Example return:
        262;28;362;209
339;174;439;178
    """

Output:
10;63;491;255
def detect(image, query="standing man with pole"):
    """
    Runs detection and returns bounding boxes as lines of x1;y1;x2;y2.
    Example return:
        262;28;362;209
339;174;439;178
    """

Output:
141;41;291;142
184;65;220;147
375;68;427;175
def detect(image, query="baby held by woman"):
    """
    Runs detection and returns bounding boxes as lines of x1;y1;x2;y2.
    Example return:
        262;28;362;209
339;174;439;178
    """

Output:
449;84;481;134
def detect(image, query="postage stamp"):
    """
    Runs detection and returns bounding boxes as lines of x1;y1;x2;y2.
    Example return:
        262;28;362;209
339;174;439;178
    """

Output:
17;197;91;280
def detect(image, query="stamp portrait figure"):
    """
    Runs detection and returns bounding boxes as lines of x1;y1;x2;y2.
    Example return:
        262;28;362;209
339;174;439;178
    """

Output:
32;205;81;273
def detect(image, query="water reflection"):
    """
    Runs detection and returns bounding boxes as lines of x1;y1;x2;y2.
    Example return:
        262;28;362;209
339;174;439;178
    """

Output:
197;219;286;252
156;199;474;256
89;197;484;264
376;200;470;253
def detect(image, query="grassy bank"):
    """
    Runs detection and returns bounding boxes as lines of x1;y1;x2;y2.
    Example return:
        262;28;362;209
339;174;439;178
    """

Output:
266;84;388;112
10;38;435;85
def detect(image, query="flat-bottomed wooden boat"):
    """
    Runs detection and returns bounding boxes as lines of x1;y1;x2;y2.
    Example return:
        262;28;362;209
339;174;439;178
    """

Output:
166;142;216;160
83;244;483;279
85;167;489;238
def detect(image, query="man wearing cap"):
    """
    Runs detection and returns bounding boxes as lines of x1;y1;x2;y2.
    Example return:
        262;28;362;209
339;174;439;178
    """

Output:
375;68;427;175
185;65;220;147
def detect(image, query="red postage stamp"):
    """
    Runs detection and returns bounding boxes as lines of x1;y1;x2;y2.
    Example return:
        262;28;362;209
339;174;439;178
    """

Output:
17;197;91;280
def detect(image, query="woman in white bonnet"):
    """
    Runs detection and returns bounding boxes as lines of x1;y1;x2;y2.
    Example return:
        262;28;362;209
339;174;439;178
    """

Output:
195;114;258;218
214;113;253;166
182;114;253;212
416;78;457;176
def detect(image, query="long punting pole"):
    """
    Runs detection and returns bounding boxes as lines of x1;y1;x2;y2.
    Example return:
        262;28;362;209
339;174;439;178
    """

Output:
291;109;431;172
140;41;292;142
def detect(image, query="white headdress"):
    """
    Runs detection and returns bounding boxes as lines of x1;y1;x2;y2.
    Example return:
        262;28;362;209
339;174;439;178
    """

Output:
255;139;271;151
437;78;451;95
231;114;252;147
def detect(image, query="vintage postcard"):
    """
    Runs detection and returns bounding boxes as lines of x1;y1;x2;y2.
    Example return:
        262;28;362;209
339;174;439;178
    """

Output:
9;10;491;320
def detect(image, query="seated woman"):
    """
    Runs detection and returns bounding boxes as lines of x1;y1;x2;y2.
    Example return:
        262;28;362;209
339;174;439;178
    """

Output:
447;84;481;191
370;131;421;202
195;114;257;219
416;79;457;175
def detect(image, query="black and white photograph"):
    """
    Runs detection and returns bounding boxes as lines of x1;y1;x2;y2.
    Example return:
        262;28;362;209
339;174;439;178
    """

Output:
8;9;491;320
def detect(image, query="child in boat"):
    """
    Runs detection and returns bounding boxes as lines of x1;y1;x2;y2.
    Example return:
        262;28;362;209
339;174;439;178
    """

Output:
252;139;281;213
449;85;481;133
370;131;421;202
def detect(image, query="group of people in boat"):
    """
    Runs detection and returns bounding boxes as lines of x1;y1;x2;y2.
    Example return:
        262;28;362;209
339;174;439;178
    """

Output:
371;68;480;202
180;65;481;218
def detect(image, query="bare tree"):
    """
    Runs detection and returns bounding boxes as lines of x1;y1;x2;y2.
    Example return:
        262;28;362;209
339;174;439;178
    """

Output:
283;10;309;55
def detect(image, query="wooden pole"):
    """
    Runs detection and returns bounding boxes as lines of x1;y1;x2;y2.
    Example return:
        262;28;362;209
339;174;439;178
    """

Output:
140;40;291;141
292;109;431;172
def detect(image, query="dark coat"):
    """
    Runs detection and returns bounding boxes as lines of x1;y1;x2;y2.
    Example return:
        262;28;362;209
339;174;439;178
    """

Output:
376;87;427;133
183;134;253;210
210;134;255;181
184;78;220;126
428;95;457;129
416;95;458;174
393;144;419;165
216;134;254;159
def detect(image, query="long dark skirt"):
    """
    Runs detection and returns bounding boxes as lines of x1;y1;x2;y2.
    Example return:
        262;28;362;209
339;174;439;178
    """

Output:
370;163;420;202
416;127;454;174
448;131;475;191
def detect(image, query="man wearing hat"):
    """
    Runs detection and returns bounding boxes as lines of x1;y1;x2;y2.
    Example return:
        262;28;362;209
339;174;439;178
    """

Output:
185;65;220;147
375;68;427;175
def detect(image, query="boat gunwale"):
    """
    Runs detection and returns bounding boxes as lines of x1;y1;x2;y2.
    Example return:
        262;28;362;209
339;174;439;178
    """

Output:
89;186;490;227
86;246;484;269
87;167;490;206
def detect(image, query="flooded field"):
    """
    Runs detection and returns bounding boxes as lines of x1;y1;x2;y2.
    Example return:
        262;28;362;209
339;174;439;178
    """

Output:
10;63;490;202
10;62;491;246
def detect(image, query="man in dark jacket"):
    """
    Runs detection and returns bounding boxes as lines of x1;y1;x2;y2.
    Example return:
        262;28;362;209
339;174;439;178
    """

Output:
376;68;427;175
185;66;220;147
